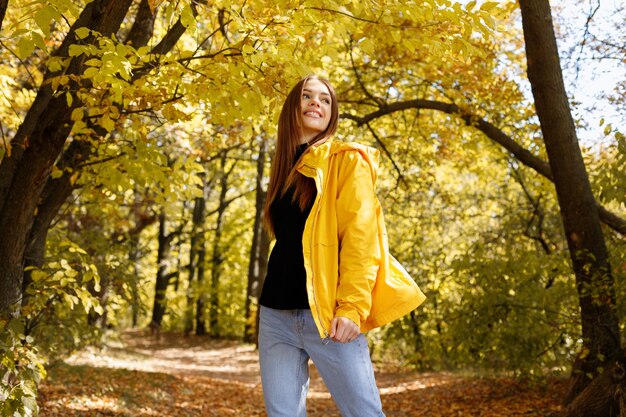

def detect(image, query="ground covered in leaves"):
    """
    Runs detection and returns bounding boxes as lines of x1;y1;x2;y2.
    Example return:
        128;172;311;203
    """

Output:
37;331;567;416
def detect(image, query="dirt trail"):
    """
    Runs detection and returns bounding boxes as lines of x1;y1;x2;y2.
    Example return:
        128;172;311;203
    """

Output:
65;330;449;398
68;331;263;385
39;330;566;416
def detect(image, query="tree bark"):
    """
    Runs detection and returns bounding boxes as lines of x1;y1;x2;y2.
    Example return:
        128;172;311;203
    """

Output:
123;0;156;48
0;0;202;316
21;139;92;301
0;0;133;207
254;225;271;345
244;137;269;343
129;233;141;328
562;361;626;417
150;209;178;328
208;152;231;338
185;174;209;335
19;0;190;297
0;0;134;315
195;232;208;336
519;0;620;404
0;0;8;33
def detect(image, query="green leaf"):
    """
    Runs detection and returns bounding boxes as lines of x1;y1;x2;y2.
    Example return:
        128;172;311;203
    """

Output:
17;37;35;60
83;66;100;79
75;27;91;39
180;4;196;28
34;5;55;37
480;1;500;11
31;32;47;52
71;108;84;122
50;167;64;179
482;14;496;30
84;58;102;67
30;270;48;282
93;304;104;315
20;381;36;397
68;44;85;57
46;57;65;72
101;115;116;132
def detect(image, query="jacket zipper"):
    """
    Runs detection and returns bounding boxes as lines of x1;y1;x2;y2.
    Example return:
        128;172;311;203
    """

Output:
303;163;330;341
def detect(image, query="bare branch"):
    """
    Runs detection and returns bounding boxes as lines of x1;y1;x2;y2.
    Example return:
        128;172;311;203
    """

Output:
342;99;552;178
149;0;207;56
341;99;626;236
303;7;380;24
364;123;408;189
348;39;386;107
574;0;601;82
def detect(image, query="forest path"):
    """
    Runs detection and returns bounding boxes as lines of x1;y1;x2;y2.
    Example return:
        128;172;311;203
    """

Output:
38;330;566;416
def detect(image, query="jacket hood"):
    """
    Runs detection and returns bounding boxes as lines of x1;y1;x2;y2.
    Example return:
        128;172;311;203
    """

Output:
300;139;380;184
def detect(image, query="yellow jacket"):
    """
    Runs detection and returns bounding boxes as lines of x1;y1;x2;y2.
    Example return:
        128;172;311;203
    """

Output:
296;139;426;338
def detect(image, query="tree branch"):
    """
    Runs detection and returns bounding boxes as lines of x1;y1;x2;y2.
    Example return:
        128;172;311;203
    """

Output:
349;40;385;107
341;99;626;236
149;0;207;56
123;0;156;48
206;188;255;218
0;0;8;33
303;6;380;24
364;122;407;189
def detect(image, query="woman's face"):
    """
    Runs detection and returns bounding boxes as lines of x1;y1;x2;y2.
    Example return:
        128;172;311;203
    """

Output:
299;78;332;144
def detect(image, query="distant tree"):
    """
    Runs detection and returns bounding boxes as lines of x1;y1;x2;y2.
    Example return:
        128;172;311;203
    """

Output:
244;136;271;344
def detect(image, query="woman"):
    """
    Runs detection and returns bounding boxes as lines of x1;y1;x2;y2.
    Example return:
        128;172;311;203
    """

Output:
258;75;425;417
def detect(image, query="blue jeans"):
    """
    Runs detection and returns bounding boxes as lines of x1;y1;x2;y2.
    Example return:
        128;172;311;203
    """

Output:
258;306;385;417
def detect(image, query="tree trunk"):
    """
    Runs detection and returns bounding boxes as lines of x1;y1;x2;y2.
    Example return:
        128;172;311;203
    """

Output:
150;209;177;328
185;174;209;335
0;0;134;315
208;152;230;338
254;229;271;346
0;0;8;32
562;360;626;417
0;0;132;207
123;0;156;48
15;0;166;306
0;0;203;316
21;139;93;302
244;137;269;343
195;237;208;336
0;106;76;313
518;0;620;404
129;233;141;328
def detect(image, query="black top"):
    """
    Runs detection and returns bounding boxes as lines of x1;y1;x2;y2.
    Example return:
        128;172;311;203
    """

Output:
259;144;315;310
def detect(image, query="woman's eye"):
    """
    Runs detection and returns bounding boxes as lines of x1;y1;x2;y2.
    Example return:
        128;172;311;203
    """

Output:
322;99;330;104
303;94;310;99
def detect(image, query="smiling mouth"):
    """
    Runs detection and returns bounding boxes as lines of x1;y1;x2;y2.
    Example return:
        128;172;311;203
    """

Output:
304;111;322;118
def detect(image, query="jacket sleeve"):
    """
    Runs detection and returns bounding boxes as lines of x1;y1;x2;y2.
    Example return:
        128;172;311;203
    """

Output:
334;150;381;327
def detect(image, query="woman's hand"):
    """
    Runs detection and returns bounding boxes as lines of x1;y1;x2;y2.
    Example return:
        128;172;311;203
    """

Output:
329;316;360;343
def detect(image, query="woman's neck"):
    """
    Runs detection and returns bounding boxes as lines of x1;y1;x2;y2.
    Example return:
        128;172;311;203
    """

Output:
298;135;314;145
299;136;328;147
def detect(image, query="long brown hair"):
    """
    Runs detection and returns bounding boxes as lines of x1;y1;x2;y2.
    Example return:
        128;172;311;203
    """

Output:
263;75;339;236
